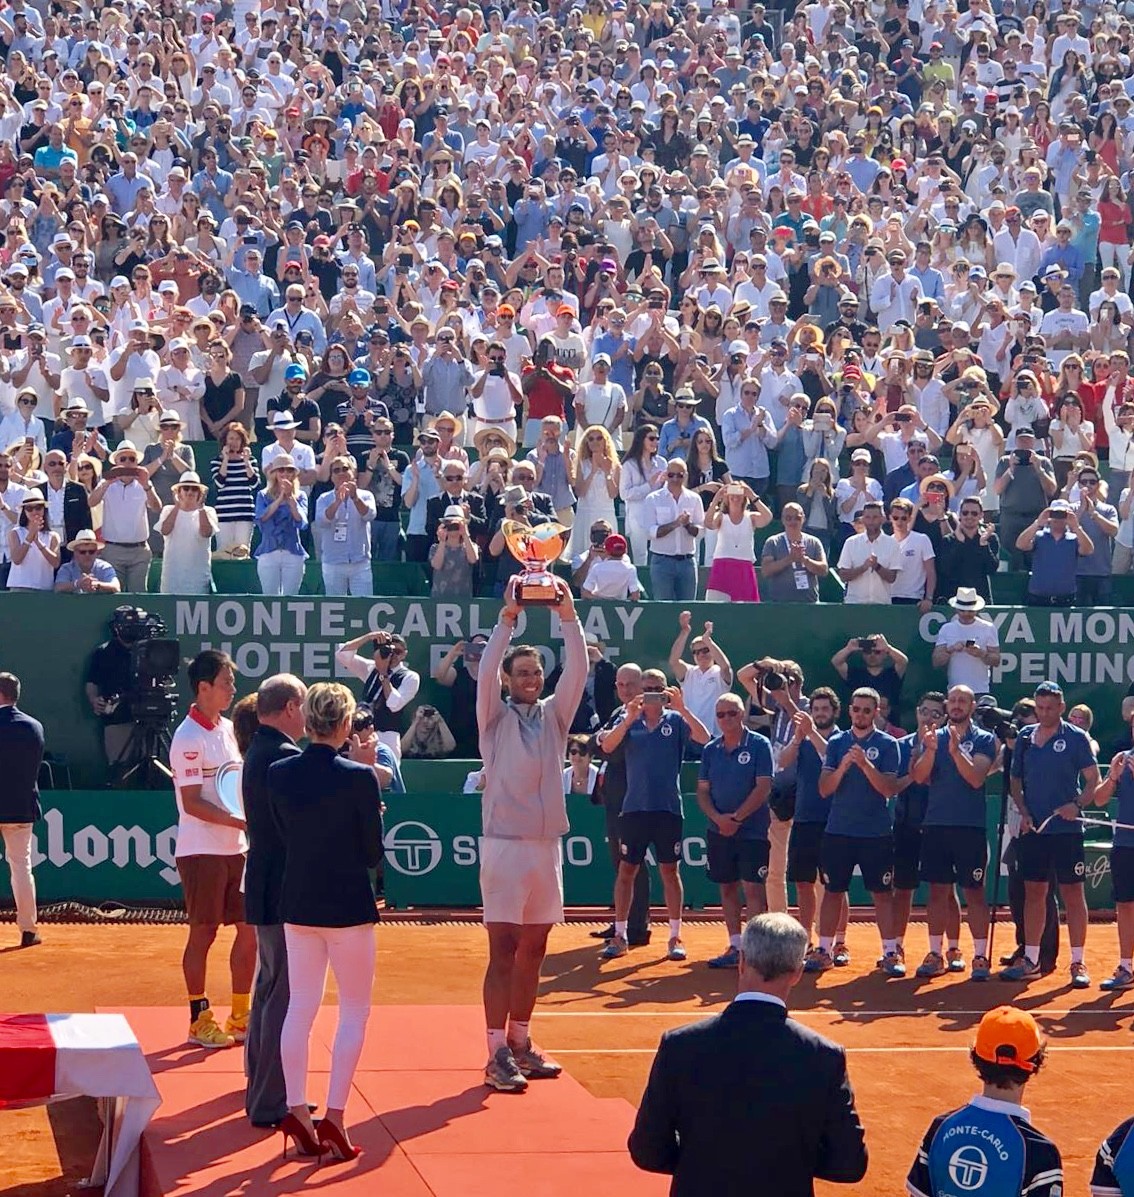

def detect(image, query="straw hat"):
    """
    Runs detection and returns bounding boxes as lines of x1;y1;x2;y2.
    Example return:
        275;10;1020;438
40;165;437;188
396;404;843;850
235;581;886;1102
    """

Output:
428;410;465;440
473;426;516;456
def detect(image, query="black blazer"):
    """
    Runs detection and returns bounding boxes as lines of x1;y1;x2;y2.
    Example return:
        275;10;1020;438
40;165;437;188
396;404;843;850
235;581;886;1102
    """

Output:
268;743;383;928
0;705;45;823
629;999;867;1197
425;489;488;544
546;657;617;733
37;481;92;560
242;724;300;927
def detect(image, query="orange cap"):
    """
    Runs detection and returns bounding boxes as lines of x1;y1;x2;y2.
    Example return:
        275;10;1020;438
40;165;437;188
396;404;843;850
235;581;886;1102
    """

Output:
973;1006;1044;1072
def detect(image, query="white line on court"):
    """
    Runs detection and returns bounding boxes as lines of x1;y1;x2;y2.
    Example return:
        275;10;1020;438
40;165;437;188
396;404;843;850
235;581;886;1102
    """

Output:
540;1008;1133;1018
547;1046;1134;1055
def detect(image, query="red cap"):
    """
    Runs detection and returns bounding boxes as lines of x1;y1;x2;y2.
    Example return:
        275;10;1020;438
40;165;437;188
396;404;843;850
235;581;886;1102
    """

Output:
843;364;863;380
604;533;628;557
556;303;574;317
312;235;331;247
891;158;907;171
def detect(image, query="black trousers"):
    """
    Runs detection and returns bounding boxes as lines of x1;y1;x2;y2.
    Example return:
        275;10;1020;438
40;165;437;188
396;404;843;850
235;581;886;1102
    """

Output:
1003;839;1059;970
604;800;650;939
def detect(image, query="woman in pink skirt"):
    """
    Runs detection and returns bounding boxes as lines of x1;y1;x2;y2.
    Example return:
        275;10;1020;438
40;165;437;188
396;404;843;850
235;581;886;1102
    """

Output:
704;483;773;602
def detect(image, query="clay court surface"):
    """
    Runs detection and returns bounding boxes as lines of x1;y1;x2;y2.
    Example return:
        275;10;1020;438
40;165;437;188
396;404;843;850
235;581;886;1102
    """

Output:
4;919;1134;1197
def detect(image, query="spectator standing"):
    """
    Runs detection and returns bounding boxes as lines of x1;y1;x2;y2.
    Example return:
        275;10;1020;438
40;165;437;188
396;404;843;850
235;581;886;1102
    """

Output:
89;441;161;591
315;457;376;597
210;423;260;558
835;450;885;535
0;672;45;948
836;501;901;603
6;494;60;591
645;458;703;601
935;498;1000;603
254;456;308;597
1072;467;1118;605
1017;500;1094;607
992;428;1057;570
158;473;218;595
432;636;489;760
630;914;867;1194
619;425;667;567
37;449;92;561
401;429;444;564
760;503;829;603
355;418;408;563
669;612;734;740
721;382;777;493
429;506;479;598
831;634;909;717
932;589;1002;693
703;482;772;603
887;498;937;610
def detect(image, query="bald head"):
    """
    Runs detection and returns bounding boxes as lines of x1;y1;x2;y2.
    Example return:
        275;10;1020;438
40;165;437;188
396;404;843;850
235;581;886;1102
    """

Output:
257;673;307;720
615;662;643;700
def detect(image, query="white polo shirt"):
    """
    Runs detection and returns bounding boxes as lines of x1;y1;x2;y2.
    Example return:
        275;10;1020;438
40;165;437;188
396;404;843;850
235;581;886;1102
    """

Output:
837;531;903;604
681;663;729;733
170;706;246;858
101;479;151;543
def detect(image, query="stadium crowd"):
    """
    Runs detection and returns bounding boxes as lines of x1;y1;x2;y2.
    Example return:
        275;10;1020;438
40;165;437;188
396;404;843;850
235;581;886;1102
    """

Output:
0;0;1127;602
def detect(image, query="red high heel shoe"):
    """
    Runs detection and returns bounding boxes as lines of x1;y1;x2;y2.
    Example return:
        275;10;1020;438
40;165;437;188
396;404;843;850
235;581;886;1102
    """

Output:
315;1119;362;1161
279;1113;326;1160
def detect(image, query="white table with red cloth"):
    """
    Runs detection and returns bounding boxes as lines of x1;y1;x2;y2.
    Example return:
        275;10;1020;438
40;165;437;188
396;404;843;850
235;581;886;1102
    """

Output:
0;1012;160;1196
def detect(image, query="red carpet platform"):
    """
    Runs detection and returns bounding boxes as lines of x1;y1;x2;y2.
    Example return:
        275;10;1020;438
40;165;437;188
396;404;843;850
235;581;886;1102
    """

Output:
99;1006;666;1197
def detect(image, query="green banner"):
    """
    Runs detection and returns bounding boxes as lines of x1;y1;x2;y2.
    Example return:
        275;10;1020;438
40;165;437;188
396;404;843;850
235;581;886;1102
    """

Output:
2;594;1134;786
0;790;1118;913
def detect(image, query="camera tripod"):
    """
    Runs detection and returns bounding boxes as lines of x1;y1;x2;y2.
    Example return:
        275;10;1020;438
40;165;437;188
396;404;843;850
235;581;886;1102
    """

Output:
113;720;174;790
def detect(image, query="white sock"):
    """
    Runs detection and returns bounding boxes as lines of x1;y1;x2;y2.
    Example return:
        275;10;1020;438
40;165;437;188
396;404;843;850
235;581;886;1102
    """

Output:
669;919;682;940
819;936;834;953
614;920;628;939
1071;947;1084;965
883;938;896;956
974;939;988;958
487;1028;508;1055
948;939;960;952
895;937;904;951
1025;945;1040;964
729;934;742;949
1121;959;1132;972
929;934;943;955
507;1019;530;1047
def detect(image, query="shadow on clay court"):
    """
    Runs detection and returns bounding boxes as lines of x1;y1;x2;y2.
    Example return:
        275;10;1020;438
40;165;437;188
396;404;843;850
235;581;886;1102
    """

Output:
539;942;738;1008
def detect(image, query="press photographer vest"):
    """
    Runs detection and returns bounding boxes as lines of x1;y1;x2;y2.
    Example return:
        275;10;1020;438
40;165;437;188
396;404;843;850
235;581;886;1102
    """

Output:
364;666;409;734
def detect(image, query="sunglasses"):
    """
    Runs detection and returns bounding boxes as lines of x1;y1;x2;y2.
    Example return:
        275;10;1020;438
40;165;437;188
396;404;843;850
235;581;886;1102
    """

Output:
666;471;686;479
715;709;741;718
443;474;465;482
74;548;97;556
693;647;712;656
18;397;36;406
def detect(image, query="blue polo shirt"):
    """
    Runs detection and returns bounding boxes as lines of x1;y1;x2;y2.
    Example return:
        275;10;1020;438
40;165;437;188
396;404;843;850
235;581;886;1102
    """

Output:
823;728;899;838
622;709;689;816
1010;720;1096;834
1111;757;1134;849
894;733;928;829
699;729;774;840
1027;529;1080;599
922;723;998;829
793;737;829;825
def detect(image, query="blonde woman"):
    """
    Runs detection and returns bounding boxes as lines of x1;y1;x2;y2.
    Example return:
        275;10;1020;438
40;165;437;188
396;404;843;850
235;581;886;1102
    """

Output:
797;458;838;554
703;482;772;602
158;473;218;595
254;455;308;596
271;682;383;1162
568;424;619;560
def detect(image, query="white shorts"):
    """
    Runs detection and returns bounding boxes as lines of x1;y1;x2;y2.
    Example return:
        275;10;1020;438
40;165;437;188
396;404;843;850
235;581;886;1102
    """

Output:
480;837;564;926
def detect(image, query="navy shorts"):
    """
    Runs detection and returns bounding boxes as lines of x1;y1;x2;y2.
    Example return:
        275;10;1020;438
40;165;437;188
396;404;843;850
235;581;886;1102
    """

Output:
1112;846;1134;904
706;831;769;885
892;823;923;892
619;811;683;866
1016;831;1085;886
919;826;988;890
787;822;825;884
821;833;894;894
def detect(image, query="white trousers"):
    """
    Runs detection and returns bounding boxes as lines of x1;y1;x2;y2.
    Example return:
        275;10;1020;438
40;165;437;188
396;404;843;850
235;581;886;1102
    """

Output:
257;550;305;596
322;560;374;596
280;923;375;1110
215;522;254;554
625;506;650;566
0;823;37;932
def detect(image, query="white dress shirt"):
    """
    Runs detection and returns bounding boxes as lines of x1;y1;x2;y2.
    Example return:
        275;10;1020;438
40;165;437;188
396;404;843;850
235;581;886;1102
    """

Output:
645;485;704;556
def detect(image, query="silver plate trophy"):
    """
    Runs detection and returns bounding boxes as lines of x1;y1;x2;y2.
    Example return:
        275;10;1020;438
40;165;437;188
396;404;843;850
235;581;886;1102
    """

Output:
213;761;245;819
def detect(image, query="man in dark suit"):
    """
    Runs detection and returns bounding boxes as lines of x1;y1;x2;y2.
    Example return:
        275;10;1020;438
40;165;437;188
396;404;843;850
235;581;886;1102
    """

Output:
0;672;46;948
424;462;489;544
629;912;868;1196
242;673;307;1128
39;448;93;563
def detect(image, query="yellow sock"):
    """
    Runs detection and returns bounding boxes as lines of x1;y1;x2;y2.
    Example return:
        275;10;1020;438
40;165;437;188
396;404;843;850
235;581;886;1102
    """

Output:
230;993;251;1020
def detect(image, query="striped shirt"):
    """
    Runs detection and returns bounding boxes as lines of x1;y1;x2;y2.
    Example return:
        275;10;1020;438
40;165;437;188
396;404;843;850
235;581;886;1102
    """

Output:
210;453;260;525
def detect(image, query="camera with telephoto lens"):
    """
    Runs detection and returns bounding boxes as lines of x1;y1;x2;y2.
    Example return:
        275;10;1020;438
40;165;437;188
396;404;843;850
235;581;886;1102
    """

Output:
973;699;1016;742
762;670;786;692
109;605;180;727
377;644;394;660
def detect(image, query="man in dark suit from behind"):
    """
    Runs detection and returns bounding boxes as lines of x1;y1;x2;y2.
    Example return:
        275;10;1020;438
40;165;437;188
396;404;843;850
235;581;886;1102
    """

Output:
0;671;46;948
629;912;868;1197
242;673;307;1128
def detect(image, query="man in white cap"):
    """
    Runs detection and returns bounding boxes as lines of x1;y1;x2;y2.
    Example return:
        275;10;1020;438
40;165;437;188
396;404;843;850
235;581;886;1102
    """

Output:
54;529;120;594
87;441;161;591
10;324;61;409
59;336;110;426
107;318;160;416
158;339;207;439
0;387;46;454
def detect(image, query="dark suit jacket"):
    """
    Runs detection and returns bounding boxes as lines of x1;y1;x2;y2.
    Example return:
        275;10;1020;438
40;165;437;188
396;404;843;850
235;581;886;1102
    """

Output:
425;489;488;544
268;743;383;928
546;657;617;733
37;481;92;560
242;724;300;927
629;998;867;1197
0;704;45;823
